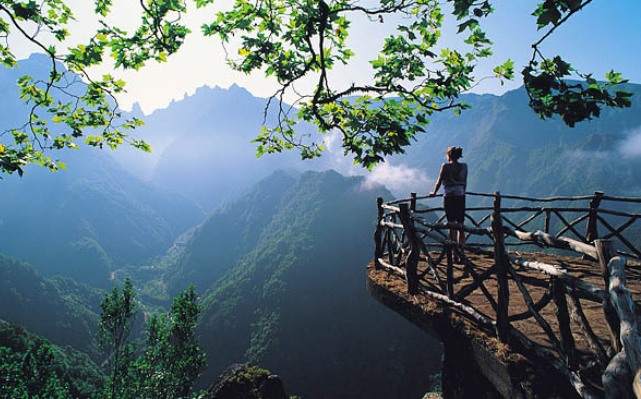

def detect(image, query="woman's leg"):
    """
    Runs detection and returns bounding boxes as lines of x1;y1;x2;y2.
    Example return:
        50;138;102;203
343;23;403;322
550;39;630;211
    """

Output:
445;195;462;263
450;227;460;263
458;224;466;247
458;196;466;248
454;196;466;262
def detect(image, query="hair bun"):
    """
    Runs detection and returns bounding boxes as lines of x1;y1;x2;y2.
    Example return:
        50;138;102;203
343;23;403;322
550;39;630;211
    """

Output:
446;146;463;160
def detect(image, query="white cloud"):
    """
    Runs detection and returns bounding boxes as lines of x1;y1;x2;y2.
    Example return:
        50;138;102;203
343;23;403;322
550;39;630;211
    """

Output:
362;162;432;196
561;126;641;161
319;131;432;195
619;127;641;158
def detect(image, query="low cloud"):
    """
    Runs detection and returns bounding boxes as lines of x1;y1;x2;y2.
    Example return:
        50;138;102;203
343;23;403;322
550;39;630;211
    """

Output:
561;125;641;161
619;126;641;158
362;162;432;196
321;131;432;195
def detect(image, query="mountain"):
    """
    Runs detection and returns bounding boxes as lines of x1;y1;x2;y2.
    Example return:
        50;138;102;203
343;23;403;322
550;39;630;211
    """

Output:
0;148;205;287
161;171;298;295
112;85;326;211
159;170;441;398
112;80;641;212
0;254;100;356
396;84;641;197
0;55;205;287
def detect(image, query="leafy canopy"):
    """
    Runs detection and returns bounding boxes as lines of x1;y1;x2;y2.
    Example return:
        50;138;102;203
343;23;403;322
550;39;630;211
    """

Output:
0;0;632;173
0;0;185;175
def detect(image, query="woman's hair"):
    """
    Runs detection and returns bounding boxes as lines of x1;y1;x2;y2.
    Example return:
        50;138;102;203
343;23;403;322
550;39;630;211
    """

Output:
446;146;463;161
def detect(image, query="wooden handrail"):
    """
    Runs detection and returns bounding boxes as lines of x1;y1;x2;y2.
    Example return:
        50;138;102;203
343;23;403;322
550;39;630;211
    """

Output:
596;240;623;354
388;191;641;205
585;191;604;243
602;194;641;203
414;205;641;218
399;203;420;295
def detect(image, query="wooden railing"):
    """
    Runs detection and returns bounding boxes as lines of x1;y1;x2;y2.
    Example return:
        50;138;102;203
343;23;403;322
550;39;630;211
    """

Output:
373;191;641;398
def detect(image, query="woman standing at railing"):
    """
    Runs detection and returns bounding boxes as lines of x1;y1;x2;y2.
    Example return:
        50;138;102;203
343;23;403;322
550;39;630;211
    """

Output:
430;146;467;259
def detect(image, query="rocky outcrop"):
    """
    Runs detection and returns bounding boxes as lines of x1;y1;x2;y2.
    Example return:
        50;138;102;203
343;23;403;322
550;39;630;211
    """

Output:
206;363;288;399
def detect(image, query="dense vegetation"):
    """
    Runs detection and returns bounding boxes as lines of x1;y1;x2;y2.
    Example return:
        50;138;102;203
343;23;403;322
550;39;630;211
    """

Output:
161;171;302;294
0;321;104;399
0;255;100;355
97;280;206;399
0;280;206;399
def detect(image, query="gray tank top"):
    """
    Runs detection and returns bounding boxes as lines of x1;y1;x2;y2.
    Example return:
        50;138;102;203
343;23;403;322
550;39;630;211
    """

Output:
443;163;467;196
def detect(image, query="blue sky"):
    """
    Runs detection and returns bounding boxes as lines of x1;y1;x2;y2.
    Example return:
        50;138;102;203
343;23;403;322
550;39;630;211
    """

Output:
478;1;641;92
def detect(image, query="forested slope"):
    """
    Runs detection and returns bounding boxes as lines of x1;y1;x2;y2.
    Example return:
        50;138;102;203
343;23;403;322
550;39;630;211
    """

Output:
160;171;441;398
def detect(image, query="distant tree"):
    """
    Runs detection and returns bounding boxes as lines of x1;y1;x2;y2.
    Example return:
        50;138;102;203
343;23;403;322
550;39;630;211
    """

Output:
132;286;206;399
98;278;137;399
0;0;632;173
98;279;205;399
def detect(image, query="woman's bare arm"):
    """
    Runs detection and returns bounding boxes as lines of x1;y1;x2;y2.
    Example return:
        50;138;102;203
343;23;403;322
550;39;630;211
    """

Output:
430;164;444;196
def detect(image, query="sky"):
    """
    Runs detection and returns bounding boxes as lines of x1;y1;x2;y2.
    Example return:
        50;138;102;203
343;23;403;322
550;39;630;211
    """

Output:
9;0;641;115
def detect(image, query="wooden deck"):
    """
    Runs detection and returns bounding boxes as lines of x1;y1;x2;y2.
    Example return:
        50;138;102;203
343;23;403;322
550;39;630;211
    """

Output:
373;191;641;397
371;251;641;355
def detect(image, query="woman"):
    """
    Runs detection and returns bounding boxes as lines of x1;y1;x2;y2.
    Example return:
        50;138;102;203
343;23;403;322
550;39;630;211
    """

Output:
430;146;467;250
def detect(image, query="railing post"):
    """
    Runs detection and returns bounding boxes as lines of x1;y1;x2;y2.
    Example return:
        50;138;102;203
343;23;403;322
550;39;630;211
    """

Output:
446;244;454;299
595;239;622;354
374;197;384;270
410;192;417;212
551;277;576;367
585;191;604;243
492;192;510;343
399;203;419;295
543;208;551;234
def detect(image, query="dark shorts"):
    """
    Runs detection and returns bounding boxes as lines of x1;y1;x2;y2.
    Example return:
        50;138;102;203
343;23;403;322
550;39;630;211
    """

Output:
444;195;466;224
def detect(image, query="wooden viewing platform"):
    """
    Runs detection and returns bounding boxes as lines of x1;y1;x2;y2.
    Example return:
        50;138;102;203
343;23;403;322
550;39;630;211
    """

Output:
368;192;641;398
